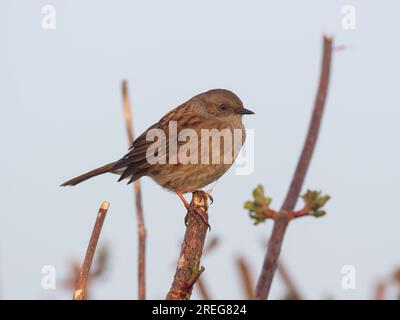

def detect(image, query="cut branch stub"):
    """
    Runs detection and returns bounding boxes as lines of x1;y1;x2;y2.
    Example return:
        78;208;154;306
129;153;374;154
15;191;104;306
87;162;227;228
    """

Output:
166;191;209;300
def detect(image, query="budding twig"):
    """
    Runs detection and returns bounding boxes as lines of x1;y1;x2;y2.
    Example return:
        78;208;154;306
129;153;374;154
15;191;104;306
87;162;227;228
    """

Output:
73;201;109;300
166;191;209;300
121;80;147;300
253;35;334;299
245;187;330;224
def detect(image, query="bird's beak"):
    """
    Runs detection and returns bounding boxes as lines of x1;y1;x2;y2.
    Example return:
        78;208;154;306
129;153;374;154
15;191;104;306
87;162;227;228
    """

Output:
237;107;255;115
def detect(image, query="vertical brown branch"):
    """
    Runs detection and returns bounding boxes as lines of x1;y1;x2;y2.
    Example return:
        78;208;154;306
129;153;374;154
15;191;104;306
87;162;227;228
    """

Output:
73;201;110;300
121;81;135;146
196;278;212;300
236;257;255;299
255;35;333;300
166;191;209;300
195;236;219;299
121;80;147;300
373;280;386;300
277;260;302;300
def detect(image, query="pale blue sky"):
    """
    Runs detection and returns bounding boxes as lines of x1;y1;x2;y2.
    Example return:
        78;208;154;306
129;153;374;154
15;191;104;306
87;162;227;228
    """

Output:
0;1;399;299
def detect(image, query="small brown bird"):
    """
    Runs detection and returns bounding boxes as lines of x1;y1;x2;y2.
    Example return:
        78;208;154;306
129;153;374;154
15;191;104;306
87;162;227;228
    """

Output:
61;89;254;211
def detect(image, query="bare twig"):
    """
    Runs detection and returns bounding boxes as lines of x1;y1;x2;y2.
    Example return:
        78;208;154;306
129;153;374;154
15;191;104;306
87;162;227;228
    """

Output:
166;191;209;300
195;236;219;300
374;280;386;300
196;277;212;300
255;35;333;299
393;267;400;300
121;80;147;300
277;260;302;300
73;201;110;300
203;236;219;254
236;256;255;299
64;245;109;299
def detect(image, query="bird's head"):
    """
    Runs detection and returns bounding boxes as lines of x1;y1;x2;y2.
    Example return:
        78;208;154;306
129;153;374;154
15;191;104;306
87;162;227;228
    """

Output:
196;89;254;121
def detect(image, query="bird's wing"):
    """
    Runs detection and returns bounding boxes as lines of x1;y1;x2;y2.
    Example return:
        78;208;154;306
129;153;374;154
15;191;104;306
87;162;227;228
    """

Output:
114;102;201;183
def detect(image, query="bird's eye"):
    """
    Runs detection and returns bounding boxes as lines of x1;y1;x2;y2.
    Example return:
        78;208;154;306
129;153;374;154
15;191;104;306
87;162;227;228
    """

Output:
219;104;228;111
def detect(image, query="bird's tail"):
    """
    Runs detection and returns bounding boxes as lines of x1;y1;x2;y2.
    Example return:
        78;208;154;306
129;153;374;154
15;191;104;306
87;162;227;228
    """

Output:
60;162;117;186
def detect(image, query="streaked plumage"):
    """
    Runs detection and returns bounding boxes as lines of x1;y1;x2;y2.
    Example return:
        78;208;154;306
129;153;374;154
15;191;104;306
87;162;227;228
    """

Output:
61;89;254;193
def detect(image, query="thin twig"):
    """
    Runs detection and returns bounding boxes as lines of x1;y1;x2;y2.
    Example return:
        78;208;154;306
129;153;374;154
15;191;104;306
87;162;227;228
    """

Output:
196;278;212;300
277;260;302;300
121;80;147;300
255;35;333;299
195;236;219;300
373;280;386;300
393;267;400;300
73;201;110;300
236;256;255;299
166;191;209;300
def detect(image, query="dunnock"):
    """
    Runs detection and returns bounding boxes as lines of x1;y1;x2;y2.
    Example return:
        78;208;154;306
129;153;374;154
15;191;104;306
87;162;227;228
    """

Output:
61;89;254;212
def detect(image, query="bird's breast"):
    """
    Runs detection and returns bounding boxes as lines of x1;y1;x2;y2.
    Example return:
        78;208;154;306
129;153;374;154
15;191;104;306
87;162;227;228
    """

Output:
147;124;246;193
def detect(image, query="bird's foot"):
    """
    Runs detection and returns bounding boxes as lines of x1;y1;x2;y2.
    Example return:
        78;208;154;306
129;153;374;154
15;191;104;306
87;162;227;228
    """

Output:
184;204;211;231
205;190;214;205
176;189;211;230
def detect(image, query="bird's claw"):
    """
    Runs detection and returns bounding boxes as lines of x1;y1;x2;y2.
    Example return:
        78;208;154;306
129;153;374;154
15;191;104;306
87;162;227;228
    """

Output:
205;190;214;204
184;205;211;231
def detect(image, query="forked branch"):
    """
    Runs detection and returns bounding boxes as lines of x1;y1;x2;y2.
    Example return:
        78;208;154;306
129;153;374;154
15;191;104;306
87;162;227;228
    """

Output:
253;35;334;299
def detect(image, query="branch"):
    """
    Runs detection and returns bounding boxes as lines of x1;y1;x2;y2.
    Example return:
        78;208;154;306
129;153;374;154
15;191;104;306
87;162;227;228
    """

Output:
277;260;302;300
121;80;147;300
166;191;209;300
236;256;255;299
393;267;400;300
254;35;333;300
73;201;110;300
257;238;303;299
373;280;386;300
246;187;329;224
196;277;212;300
64;245;109;299
195;236;219;300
